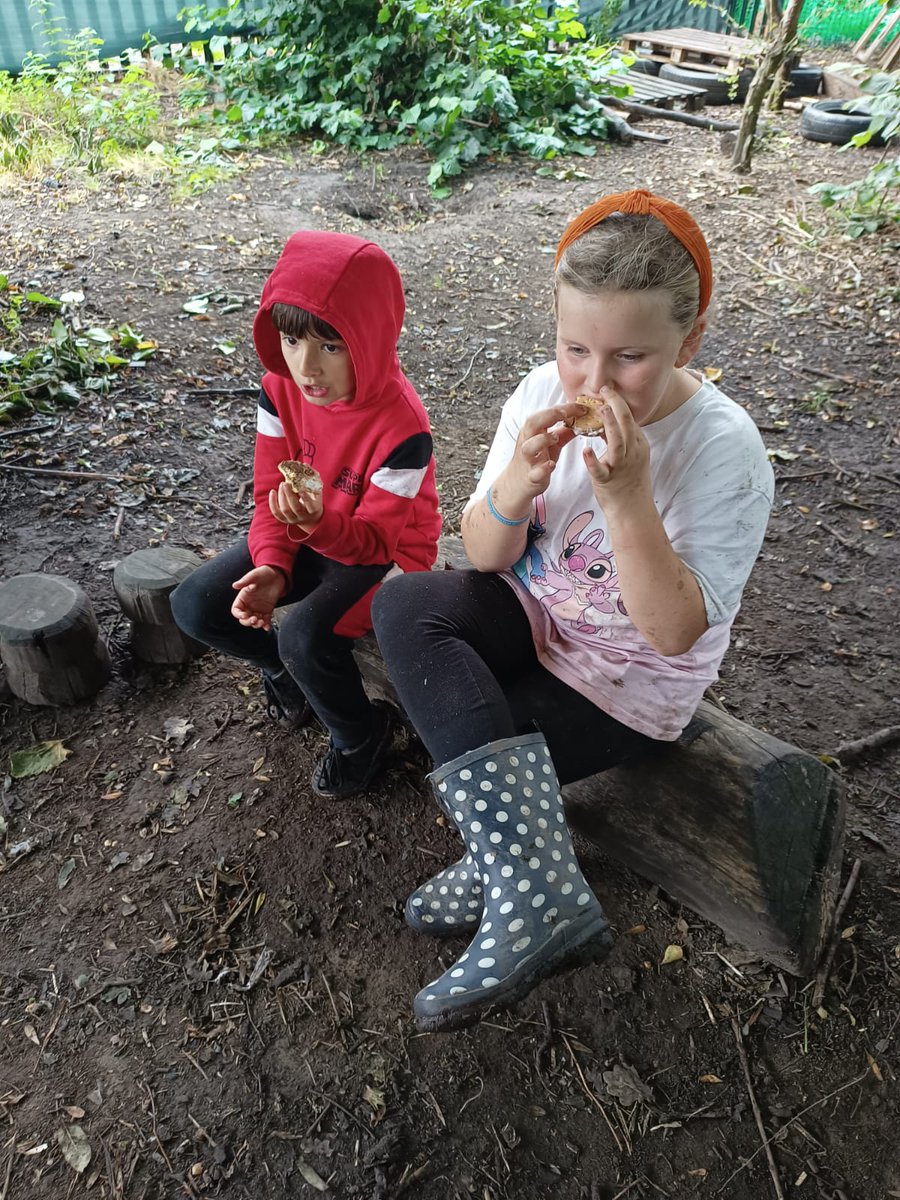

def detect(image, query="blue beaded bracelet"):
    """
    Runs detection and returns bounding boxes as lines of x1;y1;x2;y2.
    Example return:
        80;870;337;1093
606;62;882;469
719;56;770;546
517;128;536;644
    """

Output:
486;489;531;527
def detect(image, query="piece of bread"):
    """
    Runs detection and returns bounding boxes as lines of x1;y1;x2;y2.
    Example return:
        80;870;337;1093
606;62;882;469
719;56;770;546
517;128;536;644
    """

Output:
278;461;323;496
567;395;606;437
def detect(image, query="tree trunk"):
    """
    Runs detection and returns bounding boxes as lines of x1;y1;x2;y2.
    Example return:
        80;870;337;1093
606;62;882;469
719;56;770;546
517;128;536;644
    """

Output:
730;0;804;172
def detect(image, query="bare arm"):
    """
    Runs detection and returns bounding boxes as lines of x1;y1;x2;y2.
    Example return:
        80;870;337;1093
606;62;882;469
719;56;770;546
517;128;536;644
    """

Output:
462;400;585;571
586;387;707;656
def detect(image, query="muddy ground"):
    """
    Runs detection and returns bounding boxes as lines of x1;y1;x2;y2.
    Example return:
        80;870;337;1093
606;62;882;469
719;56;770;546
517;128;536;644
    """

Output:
0;106;898;1200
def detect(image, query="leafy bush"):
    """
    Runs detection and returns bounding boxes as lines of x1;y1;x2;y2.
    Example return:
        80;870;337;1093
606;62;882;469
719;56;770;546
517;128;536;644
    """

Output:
181;0;624;192
0;279;156;423
809;68;900;237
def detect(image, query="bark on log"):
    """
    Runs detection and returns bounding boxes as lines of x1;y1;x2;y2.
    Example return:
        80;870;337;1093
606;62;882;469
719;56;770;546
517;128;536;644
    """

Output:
113;546;207;664
563;704;844;975
0;574;111;705
353;624;844;976
606;97;740;131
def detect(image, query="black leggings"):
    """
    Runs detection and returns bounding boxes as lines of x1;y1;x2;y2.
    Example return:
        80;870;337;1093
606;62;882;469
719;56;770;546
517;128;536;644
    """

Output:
370;570;657;783
171;538;389;746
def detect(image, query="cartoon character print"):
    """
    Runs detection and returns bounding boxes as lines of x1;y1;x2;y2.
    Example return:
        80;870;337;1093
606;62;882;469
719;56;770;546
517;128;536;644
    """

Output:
538;511;627;634
517;494;548;586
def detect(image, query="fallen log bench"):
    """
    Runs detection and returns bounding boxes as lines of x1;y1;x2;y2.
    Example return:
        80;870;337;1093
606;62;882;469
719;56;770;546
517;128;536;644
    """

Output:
353;543;845;977
0;573;112;705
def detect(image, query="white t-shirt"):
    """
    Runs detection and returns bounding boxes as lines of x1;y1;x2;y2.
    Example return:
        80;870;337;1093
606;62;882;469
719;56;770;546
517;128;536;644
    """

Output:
466;361;774;740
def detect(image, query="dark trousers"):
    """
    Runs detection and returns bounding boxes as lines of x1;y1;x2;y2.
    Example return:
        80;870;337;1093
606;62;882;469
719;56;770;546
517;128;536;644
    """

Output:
171;539;389;746
370;570;657;784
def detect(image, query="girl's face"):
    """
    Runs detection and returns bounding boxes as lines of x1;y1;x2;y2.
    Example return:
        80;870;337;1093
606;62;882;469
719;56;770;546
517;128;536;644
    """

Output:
555;284;705;426
279;332;356;407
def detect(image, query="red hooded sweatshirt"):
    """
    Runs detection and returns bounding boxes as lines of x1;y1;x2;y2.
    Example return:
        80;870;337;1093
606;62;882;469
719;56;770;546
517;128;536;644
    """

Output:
248;231;441;637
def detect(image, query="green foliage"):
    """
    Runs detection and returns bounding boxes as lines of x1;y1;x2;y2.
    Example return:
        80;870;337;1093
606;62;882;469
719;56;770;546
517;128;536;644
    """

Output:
584;0;625;46
180;0;623;191
808;68;900;237
0;2;241;189
0;279;156;423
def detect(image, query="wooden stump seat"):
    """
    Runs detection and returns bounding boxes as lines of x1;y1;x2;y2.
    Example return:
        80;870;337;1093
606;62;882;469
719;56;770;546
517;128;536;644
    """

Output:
113;546;206;664
0;573;112;705
352;541;845;976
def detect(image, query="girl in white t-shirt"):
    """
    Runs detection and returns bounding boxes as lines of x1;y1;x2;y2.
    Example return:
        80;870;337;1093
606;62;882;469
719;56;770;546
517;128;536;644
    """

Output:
372;189;774;1034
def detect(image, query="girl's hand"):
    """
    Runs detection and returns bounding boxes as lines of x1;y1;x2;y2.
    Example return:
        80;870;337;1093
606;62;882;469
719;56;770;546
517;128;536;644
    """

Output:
231;565;287;631
508;401;584;498
582;386;651;509
269;481;323;533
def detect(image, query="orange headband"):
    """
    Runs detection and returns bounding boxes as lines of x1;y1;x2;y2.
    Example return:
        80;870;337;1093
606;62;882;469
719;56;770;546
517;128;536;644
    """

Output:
555;188;713;316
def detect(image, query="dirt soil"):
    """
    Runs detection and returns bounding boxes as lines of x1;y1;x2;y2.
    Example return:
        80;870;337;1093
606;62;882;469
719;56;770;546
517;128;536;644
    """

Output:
1;109;899;1200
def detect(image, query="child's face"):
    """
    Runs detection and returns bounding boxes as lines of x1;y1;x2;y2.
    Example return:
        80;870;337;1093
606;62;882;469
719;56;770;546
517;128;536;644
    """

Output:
279;332;356;407
555;284;704;426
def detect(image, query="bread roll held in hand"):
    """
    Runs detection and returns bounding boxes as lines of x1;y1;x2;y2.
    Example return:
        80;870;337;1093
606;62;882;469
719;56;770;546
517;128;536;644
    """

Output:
278;461;323;496
566;395;606;437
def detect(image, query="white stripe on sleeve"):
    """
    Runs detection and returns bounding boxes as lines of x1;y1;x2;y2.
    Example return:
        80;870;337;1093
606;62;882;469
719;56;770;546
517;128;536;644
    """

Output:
371;465;427;498
257;407;285;439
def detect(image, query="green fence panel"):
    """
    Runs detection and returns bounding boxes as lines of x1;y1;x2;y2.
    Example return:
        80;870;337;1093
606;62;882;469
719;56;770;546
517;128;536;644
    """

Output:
797;0;884;45
0;0;194;73
725;0;885;43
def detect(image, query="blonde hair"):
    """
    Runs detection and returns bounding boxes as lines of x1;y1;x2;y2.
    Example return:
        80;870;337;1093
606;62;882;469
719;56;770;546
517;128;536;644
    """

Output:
555;213;701;331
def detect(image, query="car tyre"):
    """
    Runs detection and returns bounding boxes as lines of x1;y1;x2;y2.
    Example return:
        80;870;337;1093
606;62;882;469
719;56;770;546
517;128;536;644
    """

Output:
659;61;753;104
799;99;882;146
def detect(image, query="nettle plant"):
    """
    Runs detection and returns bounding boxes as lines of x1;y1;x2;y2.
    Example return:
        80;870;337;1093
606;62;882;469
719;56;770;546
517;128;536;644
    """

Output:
181;0;624;193
809;68;900;237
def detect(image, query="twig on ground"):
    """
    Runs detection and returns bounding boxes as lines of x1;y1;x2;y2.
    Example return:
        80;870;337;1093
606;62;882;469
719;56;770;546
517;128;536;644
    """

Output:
0;423;57;439
113;505;126;540
182;385;259;396
730;1015;785;1200
559;1032;623;1152
812;857;862;1009
448;344;485;391
0;1152;12;1200
817;518;876;557
716;1069;870;1194
829;727;900;766
0;463;128;482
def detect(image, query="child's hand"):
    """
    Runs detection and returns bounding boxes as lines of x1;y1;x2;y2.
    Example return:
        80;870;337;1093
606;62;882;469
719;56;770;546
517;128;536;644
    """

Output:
269;481;323;532
511;402;582;496
582;386;651;508
231;565;287;631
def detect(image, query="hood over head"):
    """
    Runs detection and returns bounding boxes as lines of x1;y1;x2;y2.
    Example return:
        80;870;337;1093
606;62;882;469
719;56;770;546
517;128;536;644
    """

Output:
253;231;406;403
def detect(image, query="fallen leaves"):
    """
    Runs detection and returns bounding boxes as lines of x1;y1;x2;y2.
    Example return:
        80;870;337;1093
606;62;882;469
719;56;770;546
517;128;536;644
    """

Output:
55;1123;92;1173
8;739;70;778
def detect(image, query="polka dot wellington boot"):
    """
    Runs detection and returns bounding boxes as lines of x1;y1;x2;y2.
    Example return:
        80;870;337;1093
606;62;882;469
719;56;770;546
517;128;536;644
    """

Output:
413;732;614;1033
405;851;484;938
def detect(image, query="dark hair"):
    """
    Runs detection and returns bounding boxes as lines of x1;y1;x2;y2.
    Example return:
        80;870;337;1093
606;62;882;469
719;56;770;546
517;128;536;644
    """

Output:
271;303;343;342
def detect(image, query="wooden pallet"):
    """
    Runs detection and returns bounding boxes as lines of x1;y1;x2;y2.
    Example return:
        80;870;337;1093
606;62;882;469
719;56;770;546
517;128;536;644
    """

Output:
599;65;708;111
854;3;900;71
620;26;763;74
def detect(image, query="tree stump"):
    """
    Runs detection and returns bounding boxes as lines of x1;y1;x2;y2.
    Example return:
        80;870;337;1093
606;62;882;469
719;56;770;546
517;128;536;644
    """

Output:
113;546;206;664
0;573;112;705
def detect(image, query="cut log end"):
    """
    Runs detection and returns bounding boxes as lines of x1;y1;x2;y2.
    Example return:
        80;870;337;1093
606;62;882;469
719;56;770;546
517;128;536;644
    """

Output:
0;573;111;705
113;546;206;663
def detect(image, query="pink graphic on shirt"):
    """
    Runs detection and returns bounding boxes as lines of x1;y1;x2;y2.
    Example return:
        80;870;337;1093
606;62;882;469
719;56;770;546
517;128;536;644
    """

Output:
538;511;626;633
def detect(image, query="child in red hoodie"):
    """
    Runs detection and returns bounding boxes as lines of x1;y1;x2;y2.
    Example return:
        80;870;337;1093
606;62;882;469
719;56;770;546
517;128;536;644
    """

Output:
172;231;441;797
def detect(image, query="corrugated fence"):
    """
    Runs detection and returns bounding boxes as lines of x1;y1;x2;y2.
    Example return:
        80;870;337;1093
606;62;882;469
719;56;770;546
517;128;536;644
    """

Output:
0;0;888;74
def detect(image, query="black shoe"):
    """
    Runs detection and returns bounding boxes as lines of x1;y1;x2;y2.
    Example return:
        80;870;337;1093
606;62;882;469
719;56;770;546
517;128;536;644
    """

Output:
312;702;395;798
261;668;313;729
